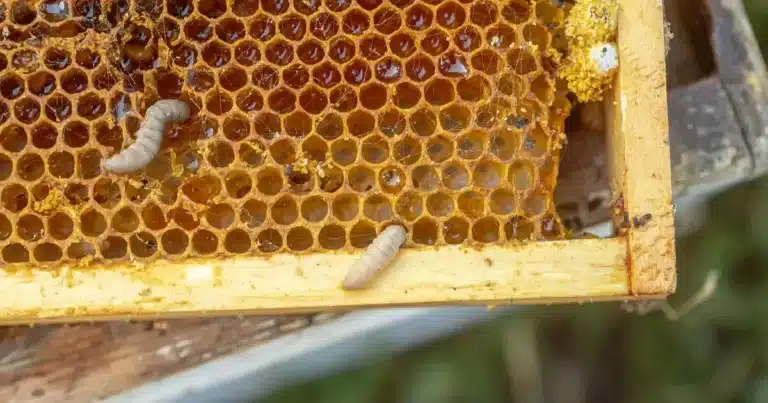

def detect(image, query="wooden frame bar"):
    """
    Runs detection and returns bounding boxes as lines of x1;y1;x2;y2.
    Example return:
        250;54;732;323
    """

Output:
0;0;675;324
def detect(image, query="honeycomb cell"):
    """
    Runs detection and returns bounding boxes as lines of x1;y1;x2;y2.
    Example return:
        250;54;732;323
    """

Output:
43;48;70;70
256;167;283;195
457;75;491;102
92;178;121;208
523;23;550;50
344;59;372;85
78;149;102;179
170;207;200;230
76;93;105;120
489;127;520;161
473;217;500;243
239;142;266;167
287;227;313;251
436;2;466;28
299;86;329;114
374;7;401;34
182;174;223;204
93;67;119;90
349;220;376;248
454;26;482;52
396;192;423;221
224;229;251;253
425;192;454;217
217;18;247;43
12;49;40;72
257;228;282;252
14;97;41;124
302;135;329;161
232;0;259;16
225;170;253;198
508;160;536;191
443;216;469;244
405;4;433;30
63;183;88;205
393;136;421;165
0;125;27;152
458;190;484;218
205;203;236;229
490;188;517;215
142;203;168;231
185;17;214;42
100;236;127;259
192;229;218;255
206;90;234;115
375;58;402;83
329;38;356;63
17;154;45;181
505;215;535;241
405;54;435;82
348;110;376;137
471;50;504;75
349;166;375;192
531;74;554;104
61;69;88;94
33;242;62;262
390;32;417;58
283;65;310;89
310;12;340;40
162;229;189;255
81;209;106;236
329;85;358;111
421;29;450;56
112;207;140;233
342;9;370;35
470;1;498;26
319;224;345;249
44;94;72;122
361;136;389;164
3;243;29;263
110;93;132;121
523;189;549;217
236;89;264;113
234;41;261;66
294;0;320;15
11;0;37;24
376;165;404;193
158;17;181;44
507;48;538;75
522;125;549;157
17;214;44;241
26;71;56;97
173;44;198;68
269;138;297;164
0;73;25;99
129;232;158;258
424;78;455;106
412;165;439;191
501;0;532;23
360;35;387;60
48;151;75;178
0;155;11;181
94;123;122;150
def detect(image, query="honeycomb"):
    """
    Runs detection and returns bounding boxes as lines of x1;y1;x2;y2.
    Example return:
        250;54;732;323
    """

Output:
0;0;574;266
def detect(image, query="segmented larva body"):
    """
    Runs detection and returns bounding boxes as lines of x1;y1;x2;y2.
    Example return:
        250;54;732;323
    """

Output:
342;225;407;290
103;99;190;173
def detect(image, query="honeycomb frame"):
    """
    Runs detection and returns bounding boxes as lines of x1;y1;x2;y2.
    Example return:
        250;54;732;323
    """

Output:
0;0;675;323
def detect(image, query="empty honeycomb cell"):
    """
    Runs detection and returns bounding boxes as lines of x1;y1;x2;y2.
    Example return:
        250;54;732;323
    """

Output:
287;227;313;251
17;214;44;241
1;125;27;152
294;0;320;15
268;88;297;113
256;167;283;195
112;207;140;233
379;165;405;193
325;0;350;13
522;125;549;157
348;166;375;192
490;188;518;215
294;42;322;66
11;0;36;24
378;109;407;136
206;141;235;168
396;192;423;220
298;86;329;114
374;7;401;34
26;71;56;98
390;32;417;58
101;236;128;259
344;60;372;85
47;151;75;179
360;35;388;60
221;114;250;142
0;73;25;99
523;23;550;50
505;215;535;241
426;192;455;217
110;93;133;121
158;17;181;43
329;85;358;112
436;1;466;28
43;48;70;71
507;48;538;75
3;243;29;263
269;138;297;165
473;159;504;188
298;195;326;222
412;164;440;191
405;3;433;31
0;155;11;181
61;69;88;94
458;190;484;218
328;38;355;63
64;183;89;205
74;49;100;70
531;74;554;104
182;174;223;204
342;9;371;35
301;135;329;161
406;109;435;137
424;78;455;106
413;217;438;245
33;242;61;262
141;203;168;231
361;136;389;164
17;154;45;181
12;49;40;72
161;228;189;255
349;220;376;248
454;26;482;52
93;67;119;90
224;170;253;199
470;1;498;26
456;75;491;102
81;209;106;237
524;190;549;217
253;113;281;140
234;41;261;66
224;228;251;253
405;54;435;82
426;135;455;162
44;94;72;122
206;90;234;115
94;123;122;151
393;136;421;165
441;216;468;244
389;83;420;110
14;97;41;124
311;62;341;88
185;18;214;42
508;160;536;191
129;232;159;258
471;50;504;75
205;203;236;229
257;228;282;252
239;142;266;167
473;217;500;243
458;129;488;159
214;18;246;43
0;104;8;126
173;44;198;67
76;93;105;120
232;0;259;16
439;104;472;132
359;83;387;110
489;127;520;161
241;199;267;227
319;224;346;249
47;212;73;241
332;193;359;221
360;194;391;222
77;149;102;179
236;89;264;112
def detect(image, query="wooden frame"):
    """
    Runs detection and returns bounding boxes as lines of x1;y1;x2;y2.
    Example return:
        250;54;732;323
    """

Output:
0;0;675;324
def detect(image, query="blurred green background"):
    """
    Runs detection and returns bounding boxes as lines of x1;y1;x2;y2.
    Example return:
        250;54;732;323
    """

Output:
263;2;768;402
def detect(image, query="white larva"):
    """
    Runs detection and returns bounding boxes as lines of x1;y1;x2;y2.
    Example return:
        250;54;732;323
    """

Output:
590;42;619;73
342;225;407;290
103;99;190;173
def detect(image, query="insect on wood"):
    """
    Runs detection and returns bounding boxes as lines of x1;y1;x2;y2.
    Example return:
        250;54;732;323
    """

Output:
103;99;190;173
342;225;407;290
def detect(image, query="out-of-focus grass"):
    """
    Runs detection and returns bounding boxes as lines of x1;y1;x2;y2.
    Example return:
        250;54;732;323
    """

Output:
263;4;768;403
